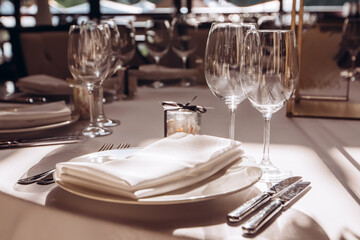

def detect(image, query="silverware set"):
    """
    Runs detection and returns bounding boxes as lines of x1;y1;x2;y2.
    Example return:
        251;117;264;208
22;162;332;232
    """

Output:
227;176;311;235
17;142;130;185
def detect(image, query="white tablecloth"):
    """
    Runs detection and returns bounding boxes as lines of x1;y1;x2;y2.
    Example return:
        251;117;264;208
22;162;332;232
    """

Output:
0;85;359;240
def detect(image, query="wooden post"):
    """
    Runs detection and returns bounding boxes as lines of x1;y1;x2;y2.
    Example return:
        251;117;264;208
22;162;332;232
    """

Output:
287;0;304;116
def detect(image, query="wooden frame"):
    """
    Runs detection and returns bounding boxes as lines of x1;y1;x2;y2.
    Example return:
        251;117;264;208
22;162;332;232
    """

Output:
286;0;360;120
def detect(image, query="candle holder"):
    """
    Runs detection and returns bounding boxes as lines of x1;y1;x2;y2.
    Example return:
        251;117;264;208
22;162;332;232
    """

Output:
165;109;201;137
162;98;206;137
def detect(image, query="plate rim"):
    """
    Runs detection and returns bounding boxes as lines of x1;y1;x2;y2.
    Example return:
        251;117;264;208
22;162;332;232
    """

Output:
0;114;79;134
54;149;262;205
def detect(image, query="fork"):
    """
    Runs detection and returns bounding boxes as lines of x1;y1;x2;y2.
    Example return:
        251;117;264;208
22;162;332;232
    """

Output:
17;142;130;185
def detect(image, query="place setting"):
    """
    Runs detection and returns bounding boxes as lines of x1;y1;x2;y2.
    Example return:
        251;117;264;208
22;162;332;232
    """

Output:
12;20;312;236
1;6;313;239
0;73;81;135
2;1;360;239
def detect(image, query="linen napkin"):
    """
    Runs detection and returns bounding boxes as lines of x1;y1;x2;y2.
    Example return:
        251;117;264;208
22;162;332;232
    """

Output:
0;101;72;129
55;132;245;199
17;74;72;96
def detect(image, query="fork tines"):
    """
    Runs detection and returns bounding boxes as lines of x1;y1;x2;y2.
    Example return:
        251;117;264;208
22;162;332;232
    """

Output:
98;143;114;152
117;143;131;149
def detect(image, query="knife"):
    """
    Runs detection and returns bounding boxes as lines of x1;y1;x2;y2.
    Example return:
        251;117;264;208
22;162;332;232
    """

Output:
227;176;302;223
0;96;47;104
242;181;311;234
0;136;83;149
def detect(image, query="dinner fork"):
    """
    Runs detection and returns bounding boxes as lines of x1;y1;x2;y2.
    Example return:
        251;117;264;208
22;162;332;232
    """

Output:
17;142;130;185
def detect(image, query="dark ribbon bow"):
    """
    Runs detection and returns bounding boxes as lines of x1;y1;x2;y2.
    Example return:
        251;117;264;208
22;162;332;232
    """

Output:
161;96;207;113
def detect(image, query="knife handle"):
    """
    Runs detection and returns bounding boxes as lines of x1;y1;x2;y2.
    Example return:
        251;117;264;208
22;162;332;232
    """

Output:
227;193;271;223
242;199;283;234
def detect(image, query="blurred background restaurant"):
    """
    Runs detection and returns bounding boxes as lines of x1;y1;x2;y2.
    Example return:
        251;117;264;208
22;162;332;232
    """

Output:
0;0;359;92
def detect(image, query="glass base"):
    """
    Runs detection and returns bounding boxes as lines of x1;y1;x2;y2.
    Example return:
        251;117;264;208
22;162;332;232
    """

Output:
152;81;164;89
180;79;191;87
82;126;112;138
259;163;292;183
97;116;120;127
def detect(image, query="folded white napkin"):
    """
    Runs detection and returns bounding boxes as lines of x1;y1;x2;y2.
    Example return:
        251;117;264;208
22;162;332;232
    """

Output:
17;74;72;95
55;132;245;199
0;101;72;129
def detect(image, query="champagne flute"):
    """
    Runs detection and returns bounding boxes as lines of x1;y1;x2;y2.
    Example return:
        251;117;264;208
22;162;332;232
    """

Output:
342;17;360;81
171;14;198;86
68;23;111;138
204;22;256;140
145;19;170;88
240;30;299;182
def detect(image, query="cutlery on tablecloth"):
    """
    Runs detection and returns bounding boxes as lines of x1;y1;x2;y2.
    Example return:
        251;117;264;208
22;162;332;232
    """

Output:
242;180;311;235
0;94;48;104
0;136;83;149
227;176;302;223
17;142;130;185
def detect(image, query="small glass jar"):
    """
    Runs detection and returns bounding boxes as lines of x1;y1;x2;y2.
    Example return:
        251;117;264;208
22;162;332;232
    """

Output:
73;85;90;120
165;109;201;137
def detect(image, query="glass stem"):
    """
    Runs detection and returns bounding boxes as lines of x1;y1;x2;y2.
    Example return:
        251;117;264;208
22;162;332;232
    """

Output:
182;57;187;69
261;114;272;166
97;86;105;118
350;54;356;81
181;57;188;84
113;70;119;99
229;109;235;140
155;56;160;81
87;85;96;128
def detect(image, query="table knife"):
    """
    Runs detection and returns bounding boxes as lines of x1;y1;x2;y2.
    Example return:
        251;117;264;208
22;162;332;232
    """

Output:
242;180;311;234
0;136;83;149
227;176;302;223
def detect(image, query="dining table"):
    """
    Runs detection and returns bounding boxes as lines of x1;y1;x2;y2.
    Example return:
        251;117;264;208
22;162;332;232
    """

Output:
0;81;359;240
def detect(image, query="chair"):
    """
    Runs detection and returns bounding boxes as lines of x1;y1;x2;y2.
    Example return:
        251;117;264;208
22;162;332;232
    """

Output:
9;25;71;80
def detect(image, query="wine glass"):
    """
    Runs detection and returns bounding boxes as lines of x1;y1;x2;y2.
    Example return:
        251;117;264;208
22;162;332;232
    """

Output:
145;19;171;88
240;29;299;182
171;14;198;86
342;17;360;81
68;23;112;138
114;17;136;97
204;22;256;140
95;19;121;127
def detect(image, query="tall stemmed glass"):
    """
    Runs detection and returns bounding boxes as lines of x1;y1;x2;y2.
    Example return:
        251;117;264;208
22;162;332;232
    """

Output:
342;17;360;81
115;17;136;97
96;19;121;127
171;14;198;86
204;22;256;140
240;30;299;182
68;23;111;138
145;19;170;88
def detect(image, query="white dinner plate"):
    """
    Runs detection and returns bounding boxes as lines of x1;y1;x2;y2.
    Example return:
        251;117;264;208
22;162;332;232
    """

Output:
54;148;262;205
0;114;79;134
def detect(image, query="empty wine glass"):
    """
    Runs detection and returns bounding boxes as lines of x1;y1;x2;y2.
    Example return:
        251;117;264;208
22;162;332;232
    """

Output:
204;22;256;140
115;17;136;97
171;14;198;86
95;19;121;127
240;29;299;182
68;23;112;138
342;17;360;81
145;19;171;88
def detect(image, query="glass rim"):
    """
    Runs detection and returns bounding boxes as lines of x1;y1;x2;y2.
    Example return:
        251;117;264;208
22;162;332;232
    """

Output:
210;22;256;27
255;29;296;33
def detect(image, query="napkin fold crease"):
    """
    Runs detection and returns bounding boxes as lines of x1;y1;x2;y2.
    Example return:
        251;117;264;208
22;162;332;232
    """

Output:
17;74;72;95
